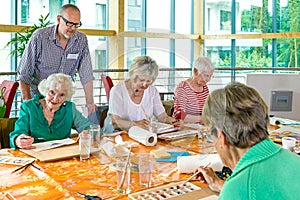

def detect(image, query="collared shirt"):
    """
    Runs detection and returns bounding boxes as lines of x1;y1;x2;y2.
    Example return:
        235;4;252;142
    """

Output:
9;94;94;149
17;25;94;96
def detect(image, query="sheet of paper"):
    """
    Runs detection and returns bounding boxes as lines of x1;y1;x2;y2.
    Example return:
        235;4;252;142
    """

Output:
156;122;176;133
32;138;76;152
0;156;35;166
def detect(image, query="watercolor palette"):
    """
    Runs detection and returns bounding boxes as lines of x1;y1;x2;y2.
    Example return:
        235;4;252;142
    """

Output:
129;181;201;200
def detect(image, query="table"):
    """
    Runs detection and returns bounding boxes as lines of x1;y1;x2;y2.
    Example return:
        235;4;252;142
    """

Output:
0;133;214;200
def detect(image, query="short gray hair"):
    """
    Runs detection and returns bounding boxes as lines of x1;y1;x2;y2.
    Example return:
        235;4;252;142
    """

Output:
38;73;75;100
128;56;159;82
203;82;269;148
60;4;81;15
193;56;214;73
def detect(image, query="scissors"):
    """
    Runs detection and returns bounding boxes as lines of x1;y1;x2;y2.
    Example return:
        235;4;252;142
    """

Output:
77;192;102;200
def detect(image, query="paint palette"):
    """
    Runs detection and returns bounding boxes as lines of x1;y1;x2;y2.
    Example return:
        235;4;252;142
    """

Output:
129;181;201;200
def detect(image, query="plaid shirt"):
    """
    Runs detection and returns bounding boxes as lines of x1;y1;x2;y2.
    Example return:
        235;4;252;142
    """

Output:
17;25;94;95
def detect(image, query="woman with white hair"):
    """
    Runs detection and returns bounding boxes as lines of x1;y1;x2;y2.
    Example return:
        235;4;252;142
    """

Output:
104;55;176;133
173;56;214;123
10;73;94;149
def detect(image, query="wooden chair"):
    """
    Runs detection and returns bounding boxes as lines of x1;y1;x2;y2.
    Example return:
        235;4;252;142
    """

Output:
101;74;114;103
0;80;19;118
0;118;18;149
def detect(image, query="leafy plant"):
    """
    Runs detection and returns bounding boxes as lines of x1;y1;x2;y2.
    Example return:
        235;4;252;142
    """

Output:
5;13;53;57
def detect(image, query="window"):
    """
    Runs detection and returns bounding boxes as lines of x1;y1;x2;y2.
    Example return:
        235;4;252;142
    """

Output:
220;10;231;31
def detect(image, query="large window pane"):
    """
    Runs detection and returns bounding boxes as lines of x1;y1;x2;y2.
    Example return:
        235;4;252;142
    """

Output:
236;39;272;68
278;0;300;33
175;0;192;34
238;1;271;33
277;38;300;68
0;33;12;73
205;0;231;34
147;0;170;32
205;39;232;68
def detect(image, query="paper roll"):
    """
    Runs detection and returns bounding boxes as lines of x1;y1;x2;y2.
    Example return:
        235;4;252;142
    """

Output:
128;126;157;146
177;154;223;173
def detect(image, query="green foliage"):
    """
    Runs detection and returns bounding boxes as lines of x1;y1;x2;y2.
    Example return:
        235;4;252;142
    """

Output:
5;13;52;57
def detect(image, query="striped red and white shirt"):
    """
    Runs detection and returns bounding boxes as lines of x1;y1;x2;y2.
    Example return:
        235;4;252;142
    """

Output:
172;81;209;119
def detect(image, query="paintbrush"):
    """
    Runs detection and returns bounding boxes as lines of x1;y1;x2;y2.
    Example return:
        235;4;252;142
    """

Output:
118;146;132;191
181;162;211;185
11;160;35;174
141;105;149;121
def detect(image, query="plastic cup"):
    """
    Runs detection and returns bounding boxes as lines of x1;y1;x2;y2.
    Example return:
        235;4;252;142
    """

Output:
138;153;153;187
79;133;91;161
89;124;101;150
116;158;131;194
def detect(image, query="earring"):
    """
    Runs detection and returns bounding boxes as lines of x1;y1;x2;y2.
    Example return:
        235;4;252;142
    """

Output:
219;145;223;149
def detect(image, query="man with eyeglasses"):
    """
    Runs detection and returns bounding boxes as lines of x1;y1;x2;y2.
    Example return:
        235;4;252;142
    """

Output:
17;4;96;116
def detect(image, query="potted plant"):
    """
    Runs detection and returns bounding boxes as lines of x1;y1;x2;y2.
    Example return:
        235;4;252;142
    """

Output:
5;13;52;57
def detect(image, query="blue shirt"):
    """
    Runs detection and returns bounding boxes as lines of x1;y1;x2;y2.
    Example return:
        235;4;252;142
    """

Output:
10;94;94;149
17;25;94;96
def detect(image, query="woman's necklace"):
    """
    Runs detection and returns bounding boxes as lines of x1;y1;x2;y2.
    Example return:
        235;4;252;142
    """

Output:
129;81;141;98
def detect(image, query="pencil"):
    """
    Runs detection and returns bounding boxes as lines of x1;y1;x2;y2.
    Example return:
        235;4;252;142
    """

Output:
141;105;149;120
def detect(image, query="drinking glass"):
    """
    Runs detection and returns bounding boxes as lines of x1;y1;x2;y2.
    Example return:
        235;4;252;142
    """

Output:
116;157;131;194
79;133;91;161
138;153;153;187
197;126;214;154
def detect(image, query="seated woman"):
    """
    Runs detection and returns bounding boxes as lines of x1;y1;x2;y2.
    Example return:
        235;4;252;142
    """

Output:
172;56;214;123
195;82;300;199
104;55;176;133
10;73;95;149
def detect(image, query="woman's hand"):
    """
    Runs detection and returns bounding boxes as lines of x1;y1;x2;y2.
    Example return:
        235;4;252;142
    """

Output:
15;134;36;149
133;119;150;129
195;166;224;193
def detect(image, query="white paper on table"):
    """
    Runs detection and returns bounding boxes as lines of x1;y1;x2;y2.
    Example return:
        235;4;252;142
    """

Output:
32;138;76;152
0;156;35;166
177;154;223;174
184;123;202;129
101;137;134;158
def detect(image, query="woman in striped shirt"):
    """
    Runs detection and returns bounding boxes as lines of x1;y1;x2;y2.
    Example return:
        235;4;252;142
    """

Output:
172;56;214;123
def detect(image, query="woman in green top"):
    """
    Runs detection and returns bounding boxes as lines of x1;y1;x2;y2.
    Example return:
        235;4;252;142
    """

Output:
195;82;300;199
10;73;94;149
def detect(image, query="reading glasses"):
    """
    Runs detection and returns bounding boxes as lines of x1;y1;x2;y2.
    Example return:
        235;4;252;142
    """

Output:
60;15;82;28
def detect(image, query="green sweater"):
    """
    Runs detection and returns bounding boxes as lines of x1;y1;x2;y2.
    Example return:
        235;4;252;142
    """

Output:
219;138;300;200
10;94;93;149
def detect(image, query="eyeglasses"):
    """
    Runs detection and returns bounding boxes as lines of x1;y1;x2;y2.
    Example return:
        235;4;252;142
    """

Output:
60;15;82;28
200;72;213;80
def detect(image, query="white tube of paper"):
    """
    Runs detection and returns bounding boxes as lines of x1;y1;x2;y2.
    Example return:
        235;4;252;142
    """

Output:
128;126;157;146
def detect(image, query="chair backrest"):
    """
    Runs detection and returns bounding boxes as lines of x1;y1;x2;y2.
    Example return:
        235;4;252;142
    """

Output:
101;74;114;102
0;80;19;118
0;118;18;149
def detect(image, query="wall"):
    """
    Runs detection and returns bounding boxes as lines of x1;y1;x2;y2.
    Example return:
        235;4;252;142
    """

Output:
247;74;300;120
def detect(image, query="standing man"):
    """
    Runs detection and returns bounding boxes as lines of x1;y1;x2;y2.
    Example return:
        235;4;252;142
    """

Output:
17;4;96;115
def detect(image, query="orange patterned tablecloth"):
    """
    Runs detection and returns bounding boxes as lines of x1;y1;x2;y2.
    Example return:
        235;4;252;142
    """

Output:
0;133;209;200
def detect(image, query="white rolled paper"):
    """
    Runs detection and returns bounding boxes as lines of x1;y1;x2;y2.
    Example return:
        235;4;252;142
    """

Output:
177;154;223;174
128;126;157;146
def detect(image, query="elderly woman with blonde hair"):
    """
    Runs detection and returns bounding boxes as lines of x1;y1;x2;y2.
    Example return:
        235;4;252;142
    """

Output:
104;55;176;133
10;73;95;149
